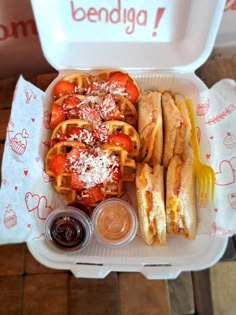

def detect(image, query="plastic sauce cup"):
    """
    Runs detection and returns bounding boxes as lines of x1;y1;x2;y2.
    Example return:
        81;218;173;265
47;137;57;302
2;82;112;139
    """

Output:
44;207;93;253
91;198;138;248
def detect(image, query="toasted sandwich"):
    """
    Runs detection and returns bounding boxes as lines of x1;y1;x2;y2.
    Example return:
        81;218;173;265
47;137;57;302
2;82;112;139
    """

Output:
166;154;197;239
138;91;163;165
136;162;166;245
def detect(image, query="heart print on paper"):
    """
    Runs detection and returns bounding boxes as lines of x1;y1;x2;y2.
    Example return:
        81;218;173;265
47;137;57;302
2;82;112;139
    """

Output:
25;192;53;220
215;159;236;186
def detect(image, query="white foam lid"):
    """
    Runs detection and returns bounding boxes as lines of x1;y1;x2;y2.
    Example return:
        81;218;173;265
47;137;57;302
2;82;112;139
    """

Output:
31;0;225;72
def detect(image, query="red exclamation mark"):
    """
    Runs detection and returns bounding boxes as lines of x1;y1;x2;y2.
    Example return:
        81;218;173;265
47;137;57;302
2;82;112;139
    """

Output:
152;7;165;37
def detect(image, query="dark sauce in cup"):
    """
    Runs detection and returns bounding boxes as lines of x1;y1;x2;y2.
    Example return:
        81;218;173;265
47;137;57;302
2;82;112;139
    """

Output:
44;207;93;252
50;216;85;248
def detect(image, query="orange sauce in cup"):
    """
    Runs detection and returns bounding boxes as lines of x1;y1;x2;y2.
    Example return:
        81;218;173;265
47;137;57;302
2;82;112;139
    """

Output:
96;203;132;242
92;198;137;247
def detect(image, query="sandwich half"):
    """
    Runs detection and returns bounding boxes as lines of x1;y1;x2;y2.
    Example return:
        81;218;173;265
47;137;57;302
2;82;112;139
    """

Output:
136;162;166;245
162;92;191;167
138;91;163;165
174;94;192;158
166;154;197;239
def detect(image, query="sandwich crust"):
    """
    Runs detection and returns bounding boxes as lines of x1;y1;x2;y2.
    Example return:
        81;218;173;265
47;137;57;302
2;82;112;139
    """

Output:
137;90;197;244
136;163;166;245
162;93;182;167
174;94;192;159
166;155;197;239
138;92;163;164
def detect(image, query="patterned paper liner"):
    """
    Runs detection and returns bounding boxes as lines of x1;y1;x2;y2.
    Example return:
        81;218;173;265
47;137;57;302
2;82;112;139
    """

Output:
0;75;236;245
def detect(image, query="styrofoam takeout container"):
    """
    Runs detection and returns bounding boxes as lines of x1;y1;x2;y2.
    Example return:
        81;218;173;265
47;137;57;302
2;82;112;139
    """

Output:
28;0;227;279
213;2;236;57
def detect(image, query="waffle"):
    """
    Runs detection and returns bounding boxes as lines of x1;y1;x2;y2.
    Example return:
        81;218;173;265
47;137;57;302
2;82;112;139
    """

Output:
45;141;136;205
113;94;137;127
99;143;136;181
60;72;95;95
54;94;90;106
45;141;86;203
50;119;93;147
50;119;140;157
54;70;139;104
102;120;140;157
53;94;137;126
95;69;138;88
95;69;140;103
95;69;124;80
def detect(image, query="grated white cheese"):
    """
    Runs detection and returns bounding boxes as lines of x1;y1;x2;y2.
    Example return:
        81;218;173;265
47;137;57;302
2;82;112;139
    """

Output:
78;105;101;124
99;94;117;120
67;129;95;145
86;81;128;97
94;124;108;143
74;95;102;108
68;147;119;188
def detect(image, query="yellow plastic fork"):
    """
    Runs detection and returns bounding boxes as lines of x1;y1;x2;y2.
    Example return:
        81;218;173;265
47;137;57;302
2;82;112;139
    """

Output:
186;99;215;206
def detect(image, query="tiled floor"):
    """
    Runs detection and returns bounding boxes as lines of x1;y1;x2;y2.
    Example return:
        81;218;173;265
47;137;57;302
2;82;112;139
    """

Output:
0;243;235;314
0;244;171;315
210;261;236;315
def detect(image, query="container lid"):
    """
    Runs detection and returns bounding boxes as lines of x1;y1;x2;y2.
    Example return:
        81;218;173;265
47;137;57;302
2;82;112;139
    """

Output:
214;5;236;51
31;0;224;72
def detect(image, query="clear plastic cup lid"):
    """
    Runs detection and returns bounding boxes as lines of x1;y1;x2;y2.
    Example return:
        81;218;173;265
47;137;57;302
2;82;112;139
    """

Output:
44;207;93;253
91;198;138;248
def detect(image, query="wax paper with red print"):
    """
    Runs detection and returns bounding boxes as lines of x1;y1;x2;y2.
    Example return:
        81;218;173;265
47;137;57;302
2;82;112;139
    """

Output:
0;76;236;244
0;76;66;244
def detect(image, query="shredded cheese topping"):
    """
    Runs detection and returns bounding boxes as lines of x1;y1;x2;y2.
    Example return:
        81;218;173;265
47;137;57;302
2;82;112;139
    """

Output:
86;81;128;97
100;94;117;120
67;129;95;145
62;91;122;123
57;125;108;146
67;147;119;188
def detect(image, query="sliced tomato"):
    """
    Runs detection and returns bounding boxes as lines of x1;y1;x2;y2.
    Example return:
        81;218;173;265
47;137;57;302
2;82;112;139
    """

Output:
71;172;85;191
108;72;128;88
51;138;59;146
51;132;67;145
80;187;104;207
108;134;132;152
66;145;87;161
125;80;139;104
67;127;83;137
67;108;79;119
62;96;81;111
112;109;122;120
92;126;108;143
50;103;66;128
67;127;94;144
86;82;103;94
49;154;67;176
58;132;67;141
78;106;101;124
99;94;120;121
53;81;76;99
